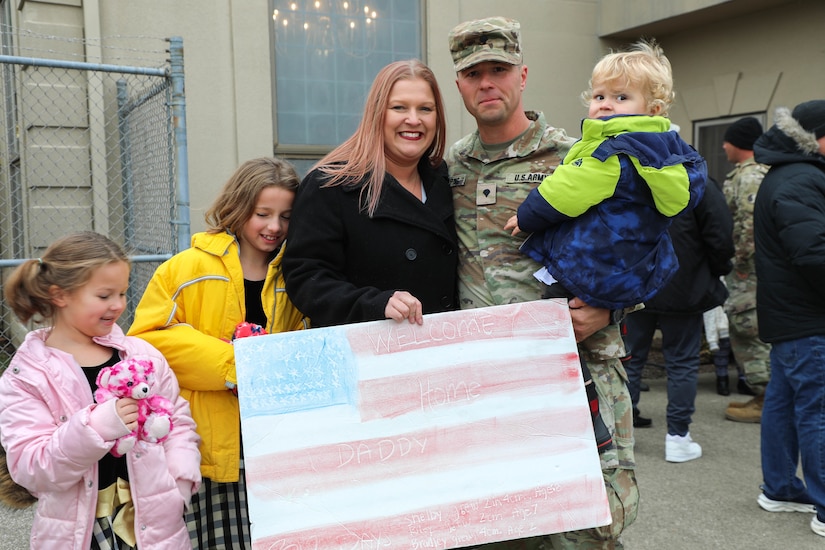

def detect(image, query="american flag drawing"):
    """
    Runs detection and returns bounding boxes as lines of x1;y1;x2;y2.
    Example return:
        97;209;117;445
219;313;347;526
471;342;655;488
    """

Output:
235;299;610;550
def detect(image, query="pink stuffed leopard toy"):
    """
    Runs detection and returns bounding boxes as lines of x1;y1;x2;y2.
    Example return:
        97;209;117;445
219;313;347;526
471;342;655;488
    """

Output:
94;358;174;457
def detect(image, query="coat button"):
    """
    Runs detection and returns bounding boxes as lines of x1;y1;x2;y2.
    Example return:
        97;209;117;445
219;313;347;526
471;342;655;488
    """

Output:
59;415;68;422
440;296;452;308
442;243;453;255
405;248;417;261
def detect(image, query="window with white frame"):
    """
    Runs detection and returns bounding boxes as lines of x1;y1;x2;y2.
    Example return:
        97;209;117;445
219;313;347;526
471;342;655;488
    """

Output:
270;0;423;176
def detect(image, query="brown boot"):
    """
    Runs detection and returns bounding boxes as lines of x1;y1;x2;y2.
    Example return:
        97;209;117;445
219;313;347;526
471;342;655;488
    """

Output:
725;394;764;423
728;383;766;407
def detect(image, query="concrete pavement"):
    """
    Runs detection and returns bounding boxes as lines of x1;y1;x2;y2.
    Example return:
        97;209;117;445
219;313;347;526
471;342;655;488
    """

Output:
0;498;31;548
1;372;820;549
621;372;819;550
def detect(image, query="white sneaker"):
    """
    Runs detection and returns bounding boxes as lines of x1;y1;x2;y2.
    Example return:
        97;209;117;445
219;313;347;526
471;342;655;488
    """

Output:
812;516;825;537
665;432;702;463
757;492;816;513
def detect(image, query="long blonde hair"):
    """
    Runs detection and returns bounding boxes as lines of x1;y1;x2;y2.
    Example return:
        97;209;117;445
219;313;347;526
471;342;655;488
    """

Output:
312;59;447;216
3;232;129;325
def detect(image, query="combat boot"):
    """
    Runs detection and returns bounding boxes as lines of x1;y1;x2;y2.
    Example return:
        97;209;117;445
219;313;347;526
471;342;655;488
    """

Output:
725;394;764;423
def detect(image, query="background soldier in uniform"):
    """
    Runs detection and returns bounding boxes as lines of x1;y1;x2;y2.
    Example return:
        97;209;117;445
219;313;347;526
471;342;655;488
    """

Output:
720;117;771;423
446;17;638;549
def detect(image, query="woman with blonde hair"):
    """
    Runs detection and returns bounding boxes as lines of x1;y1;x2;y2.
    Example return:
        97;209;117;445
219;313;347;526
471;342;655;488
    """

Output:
283;59;458;327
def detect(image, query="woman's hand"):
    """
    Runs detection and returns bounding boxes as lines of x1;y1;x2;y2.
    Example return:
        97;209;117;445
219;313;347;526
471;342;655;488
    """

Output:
385;291;424;325
568;297;610;342
115;397;139;432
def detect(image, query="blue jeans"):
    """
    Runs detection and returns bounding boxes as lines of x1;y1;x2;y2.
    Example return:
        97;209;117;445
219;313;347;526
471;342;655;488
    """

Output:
760;335;825;512
623;311;703;436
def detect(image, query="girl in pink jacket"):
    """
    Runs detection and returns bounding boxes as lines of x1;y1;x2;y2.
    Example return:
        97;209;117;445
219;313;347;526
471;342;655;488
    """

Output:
0;232;201;549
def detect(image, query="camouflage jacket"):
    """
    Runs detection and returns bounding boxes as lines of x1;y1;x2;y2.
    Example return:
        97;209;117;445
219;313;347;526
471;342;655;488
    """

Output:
722;157;768;314
446;111;575;308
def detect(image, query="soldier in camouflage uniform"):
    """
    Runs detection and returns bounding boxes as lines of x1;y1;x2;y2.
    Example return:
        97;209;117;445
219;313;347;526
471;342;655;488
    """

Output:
720;117;771;423
446;17;638;549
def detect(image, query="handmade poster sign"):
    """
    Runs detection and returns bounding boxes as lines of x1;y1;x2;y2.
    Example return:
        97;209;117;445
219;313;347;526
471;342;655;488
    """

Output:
235;299;611;550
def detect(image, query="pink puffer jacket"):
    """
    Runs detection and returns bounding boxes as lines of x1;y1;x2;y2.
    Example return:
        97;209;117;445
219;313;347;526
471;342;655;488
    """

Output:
0;325;201;549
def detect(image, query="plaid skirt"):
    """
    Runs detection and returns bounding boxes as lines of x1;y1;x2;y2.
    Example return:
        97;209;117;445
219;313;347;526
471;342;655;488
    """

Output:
91;478;137;550
185;463;251;549
91;515;137;550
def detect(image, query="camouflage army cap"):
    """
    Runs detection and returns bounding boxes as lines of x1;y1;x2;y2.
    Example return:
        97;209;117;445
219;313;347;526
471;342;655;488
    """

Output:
448;17;522;72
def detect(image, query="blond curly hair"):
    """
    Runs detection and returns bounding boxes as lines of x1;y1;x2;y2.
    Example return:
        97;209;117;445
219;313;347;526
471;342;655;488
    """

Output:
582;38;675;116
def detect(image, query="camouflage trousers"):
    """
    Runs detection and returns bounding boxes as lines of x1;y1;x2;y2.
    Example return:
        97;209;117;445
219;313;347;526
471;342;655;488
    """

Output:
547;354;639;549
470;355;640;549
728;309;771;394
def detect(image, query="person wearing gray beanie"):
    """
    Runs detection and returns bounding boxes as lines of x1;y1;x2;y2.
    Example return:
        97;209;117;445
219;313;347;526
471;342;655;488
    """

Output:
752;99;825;538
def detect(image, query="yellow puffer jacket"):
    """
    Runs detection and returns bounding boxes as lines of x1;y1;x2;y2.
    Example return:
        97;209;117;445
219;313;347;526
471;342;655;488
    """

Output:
128;231;308;482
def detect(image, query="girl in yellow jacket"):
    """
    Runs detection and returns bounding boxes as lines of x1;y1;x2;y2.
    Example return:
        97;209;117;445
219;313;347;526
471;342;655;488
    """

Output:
129;157;309;549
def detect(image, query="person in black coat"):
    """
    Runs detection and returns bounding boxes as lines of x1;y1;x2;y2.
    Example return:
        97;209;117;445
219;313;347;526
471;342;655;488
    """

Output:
623;177;734;462
752;100;825;535
283;60;458;327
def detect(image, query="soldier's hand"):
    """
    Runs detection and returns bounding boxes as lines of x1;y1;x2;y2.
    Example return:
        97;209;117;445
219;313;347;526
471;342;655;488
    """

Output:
568;297;610;342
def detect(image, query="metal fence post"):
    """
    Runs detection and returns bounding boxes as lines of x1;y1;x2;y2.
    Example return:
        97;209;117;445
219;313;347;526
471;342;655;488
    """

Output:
167;36;190;254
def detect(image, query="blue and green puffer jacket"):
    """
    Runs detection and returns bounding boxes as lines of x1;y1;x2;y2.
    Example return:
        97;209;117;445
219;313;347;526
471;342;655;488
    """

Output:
517;114;706;309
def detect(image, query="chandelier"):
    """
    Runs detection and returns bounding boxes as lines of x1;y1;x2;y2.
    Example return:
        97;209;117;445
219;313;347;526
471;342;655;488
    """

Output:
272;1;380;58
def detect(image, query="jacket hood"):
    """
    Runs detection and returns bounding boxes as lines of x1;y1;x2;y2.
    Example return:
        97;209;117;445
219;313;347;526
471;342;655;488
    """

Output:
754;106;825;167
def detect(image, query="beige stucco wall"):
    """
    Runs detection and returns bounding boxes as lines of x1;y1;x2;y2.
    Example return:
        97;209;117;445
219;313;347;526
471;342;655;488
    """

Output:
661;0;825;144
599;0;734;35
91;0;276;230
12;0;822;233
597;0;793;37
87;0;608;233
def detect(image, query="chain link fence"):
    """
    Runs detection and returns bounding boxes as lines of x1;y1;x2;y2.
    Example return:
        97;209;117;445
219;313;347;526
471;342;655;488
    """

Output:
0;31;189;369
